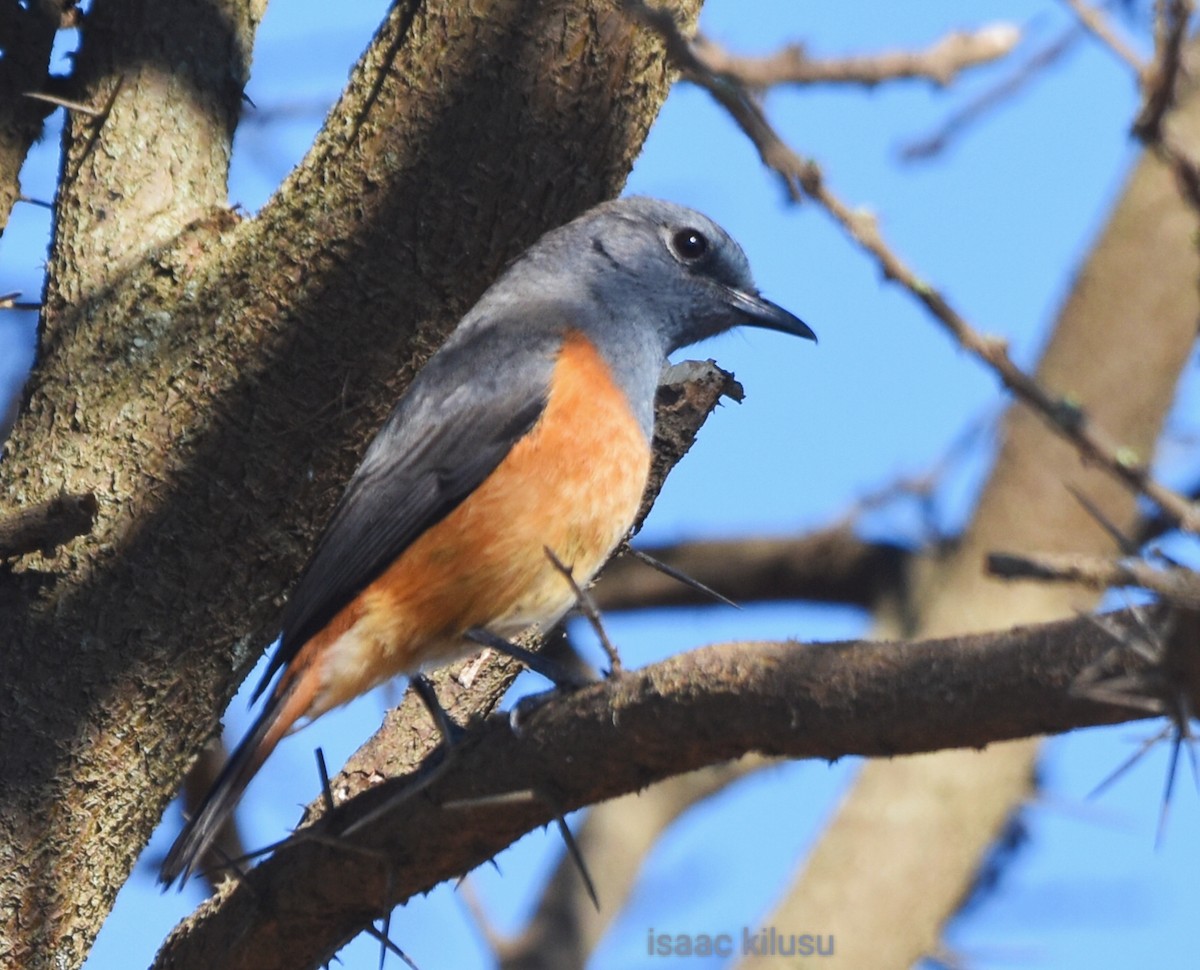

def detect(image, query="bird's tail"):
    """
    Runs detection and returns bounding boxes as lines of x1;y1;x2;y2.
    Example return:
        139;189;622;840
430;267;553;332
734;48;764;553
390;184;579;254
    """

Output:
159;676;310;887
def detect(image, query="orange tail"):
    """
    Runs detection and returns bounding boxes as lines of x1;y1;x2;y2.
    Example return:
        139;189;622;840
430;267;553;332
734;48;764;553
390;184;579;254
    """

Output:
159;674;315;887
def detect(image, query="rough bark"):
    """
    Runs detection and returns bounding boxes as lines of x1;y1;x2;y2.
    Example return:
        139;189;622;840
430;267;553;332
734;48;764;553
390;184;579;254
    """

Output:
0;2;699;967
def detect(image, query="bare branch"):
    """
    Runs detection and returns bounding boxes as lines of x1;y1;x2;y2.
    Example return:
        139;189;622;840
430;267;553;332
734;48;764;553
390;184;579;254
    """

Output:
153;605;1184;970
1060;0;1149;76
21;90;106;118
690;23;1020;90
901;25;1081;161
802;169;1200;531
625;0;811;201
988;550;1200;607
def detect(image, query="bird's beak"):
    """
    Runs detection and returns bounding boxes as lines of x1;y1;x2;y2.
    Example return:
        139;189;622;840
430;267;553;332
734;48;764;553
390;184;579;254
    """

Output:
724;287;817;342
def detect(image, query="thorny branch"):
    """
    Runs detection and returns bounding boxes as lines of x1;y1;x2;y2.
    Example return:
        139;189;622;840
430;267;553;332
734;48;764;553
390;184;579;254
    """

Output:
154;605;1188;970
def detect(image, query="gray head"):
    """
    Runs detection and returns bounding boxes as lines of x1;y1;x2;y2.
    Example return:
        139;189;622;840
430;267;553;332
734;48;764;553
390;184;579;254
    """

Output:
498;195;815;353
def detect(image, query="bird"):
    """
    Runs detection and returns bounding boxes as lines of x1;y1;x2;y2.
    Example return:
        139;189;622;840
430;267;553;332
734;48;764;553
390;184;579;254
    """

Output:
159;195;816;885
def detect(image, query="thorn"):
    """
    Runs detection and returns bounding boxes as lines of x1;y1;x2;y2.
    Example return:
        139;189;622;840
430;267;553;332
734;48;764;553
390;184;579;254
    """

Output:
1066;483;1140;554
1156;723;1182;848
315;747;335;814
1087;724;1172;800
341;749;456;839
553;811;599;911
626;545;740;609
184;832;260;897
361;922;419;970
442;789;537;811
544;545;624;672
23;90;104;116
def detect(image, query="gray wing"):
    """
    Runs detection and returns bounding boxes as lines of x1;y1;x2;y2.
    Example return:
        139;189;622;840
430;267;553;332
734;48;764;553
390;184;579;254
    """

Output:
255;321;563;698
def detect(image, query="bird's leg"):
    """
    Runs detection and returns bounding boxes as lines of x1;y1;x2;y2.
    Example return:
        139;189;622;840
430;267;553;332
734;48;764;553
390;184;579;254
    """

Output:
464;627;600;735
463;627;595;690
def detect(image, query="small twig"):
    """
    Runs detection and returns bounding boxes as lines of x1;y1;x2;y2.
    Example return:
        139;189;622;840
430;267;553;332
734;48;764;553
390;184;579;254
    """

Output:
1060;0;1149;77
64;76;125;184
799;169;1200;533
0;291;40;311
625;0;809;201
987;550;1200;608
901;25;1081;161
22;90;106;117
0;492;98;560
1066;483;1141;555
15;195;53;210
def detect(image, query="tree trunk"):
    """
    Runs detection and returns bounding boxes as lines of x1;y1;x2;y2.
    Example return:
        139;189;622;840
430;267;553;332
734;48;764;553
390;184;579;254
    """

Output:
0;2;697;966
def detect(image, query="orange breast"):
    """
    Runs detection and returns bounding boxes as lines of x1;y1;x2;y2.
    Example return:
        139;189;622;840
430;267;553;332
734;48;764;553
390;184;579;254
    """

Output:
288;329;653;718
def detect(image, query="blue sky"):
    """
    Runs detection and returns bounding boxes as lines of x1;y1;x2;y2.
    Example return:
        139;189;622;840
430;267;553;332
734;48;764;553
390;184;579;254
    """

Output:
2;2;1196;968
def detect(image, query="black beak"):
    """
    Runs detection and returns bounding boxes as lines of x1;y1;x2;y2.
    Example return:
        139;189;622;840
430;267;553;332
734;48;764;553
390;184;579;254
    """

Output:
725;287;817;342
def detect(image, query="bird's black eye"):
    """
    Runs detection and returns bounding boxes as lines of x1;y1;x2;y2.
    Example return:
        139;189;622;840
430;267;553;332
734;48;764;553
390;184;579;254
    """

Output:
671;228;709;262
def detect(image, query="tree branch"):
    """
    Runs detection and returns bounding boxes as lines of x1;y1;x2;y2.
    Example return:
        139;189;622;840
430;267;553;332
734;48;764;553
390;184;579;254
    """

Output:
690;23;1020;90
153;605;1184;970
988;550;1200;608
